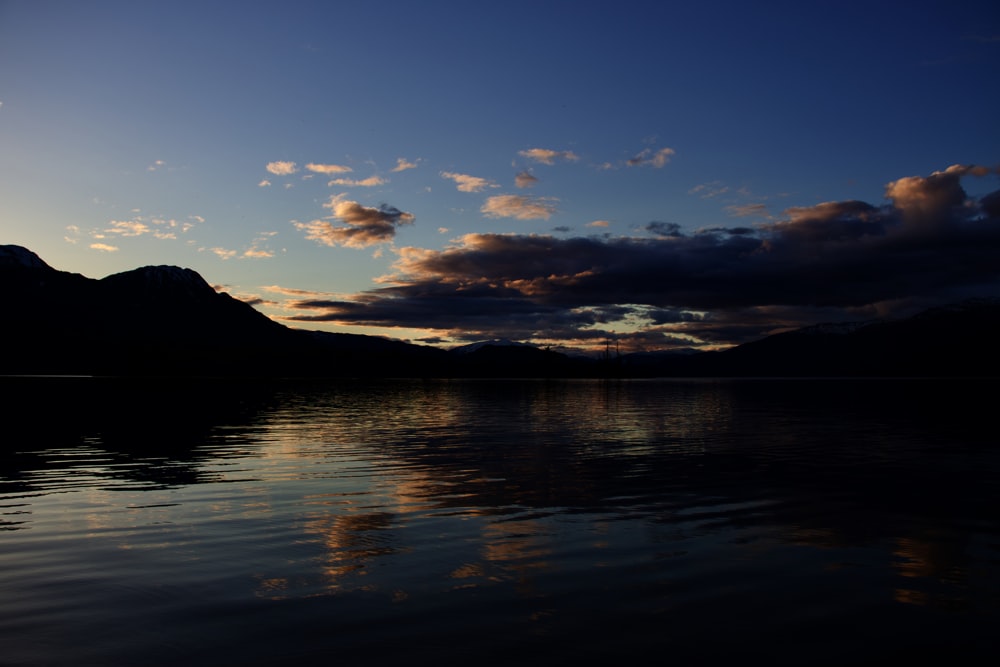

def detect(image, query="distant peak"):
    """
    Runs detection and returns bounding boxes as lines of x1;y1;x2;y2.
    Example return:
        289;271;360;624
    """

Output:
0;245;52;270
916;297;1000;317
797;320;872;336
450;338;534;354
134;265;208;286
101;264;214;295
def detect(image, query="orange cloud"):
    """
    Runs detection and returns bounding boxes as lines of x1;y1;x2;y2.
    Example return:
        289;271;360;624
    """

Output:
306;162;353;175
293;196;415;248
519;148;579;165
327;175;387;187
481;195;557;220
266;161;298;175
441;171;497;193
391;158;418;172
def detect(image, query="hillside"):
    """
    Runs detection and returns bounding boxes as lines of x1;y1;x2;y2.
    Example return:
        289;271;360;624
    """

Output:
0;245;443;376
666;299;1000;377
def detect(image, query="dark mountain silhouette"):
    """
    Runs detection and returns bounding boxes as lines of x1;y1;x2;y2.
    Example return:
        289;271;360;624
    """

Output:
450;338;537;354
638;299;1000;377
3;244;998;377
0;245;450;377
448;341;588;378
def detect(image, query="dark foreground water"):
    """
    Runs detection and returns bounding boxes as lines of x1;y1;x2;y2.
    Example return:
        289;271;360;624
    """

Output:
1;377;998;665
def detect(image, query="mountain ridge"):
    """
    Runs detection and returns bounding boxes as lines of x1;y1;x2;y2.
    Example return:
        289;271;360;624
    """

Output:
2;245;998;378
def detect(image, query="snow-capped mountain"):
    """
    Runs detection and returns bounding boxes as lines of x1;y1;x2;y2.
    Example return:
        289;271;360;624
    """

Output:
449;338;536;354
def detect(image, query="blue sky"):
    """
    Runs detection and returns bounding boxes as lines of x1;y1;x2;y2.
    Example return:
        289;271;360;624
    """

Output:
2;0;998;351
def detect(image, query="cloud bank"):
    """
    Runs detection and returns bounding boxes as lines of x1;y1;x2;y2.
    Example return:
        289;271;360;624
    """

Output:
284;165;1000;349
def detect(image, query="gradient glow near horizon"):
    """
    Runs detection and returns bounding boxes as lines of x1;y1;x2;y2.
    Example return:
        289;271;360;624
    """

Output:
1;1;998;352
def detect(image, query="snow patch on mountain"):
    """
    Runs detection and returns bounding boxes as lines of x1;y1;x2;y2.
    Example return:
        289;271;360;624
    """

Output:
0;244;52;270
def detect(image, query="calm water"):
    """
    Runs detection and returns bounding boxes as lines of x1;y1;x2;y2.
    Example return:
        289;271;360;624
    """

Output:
1;377;997;665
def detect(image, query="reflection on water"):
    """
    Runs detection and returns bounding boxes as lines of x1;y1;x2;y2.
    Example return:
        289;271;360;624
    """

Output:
1;377;998;665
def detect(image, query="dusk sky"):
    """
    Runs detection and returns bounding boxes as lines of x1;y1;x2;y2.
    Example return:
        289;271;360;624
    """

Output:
2;0;998;352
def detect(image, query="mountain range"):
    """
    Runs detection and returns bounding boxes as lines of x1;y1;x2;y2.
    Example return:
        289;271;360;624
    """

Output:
3;244;998;378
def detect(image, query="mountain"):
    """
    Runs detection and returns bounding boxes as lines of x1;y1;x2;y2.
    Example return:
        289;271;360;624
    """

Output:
448;340;588;377
668;299;1000;377
0;245;450;377
4;250;285;375
0;245;53;270
3;245;998;377
449;338;536;354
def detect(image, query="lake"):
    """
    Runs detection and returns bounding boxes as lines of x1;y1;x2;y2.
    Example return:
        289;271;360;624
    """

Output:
1;377;997;665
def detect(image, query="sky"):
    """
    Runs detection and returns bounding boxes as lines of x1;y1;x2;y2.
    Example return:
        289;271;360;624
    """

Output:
1;0;998;353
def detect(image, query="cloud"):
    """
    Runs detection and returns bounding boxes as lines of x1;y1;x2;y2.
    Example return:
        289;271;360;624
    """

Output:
106;219;151;236
689;182;730;198
883;164;991;229
441;171;498;193
587;220;611;228
726;203;769;218
515;171;538;189
266;161;298;175
627;147;675;168
243;248;274;258
391;158;419;172
210;247;238;260
262;284;331;297
242;233;276;258
328;175;388;187
306;162;352;175
293;195;415;248
206;239;274;260
147;159;165;172
92;214;200;243
283;165;1000;347
258;179;272;187
644;221;683;237
519;148;580;165
89;243;118;252
234;294;276;307
481;195;558;220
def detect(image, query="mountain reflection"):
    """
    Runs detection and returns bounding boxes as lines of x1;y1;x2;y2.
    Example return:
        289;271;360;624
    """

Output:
1;377;279;495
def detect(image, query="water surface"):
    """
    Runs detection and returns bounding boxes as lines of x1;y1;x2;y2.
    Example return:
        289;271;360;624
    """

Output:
1;377;997;665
